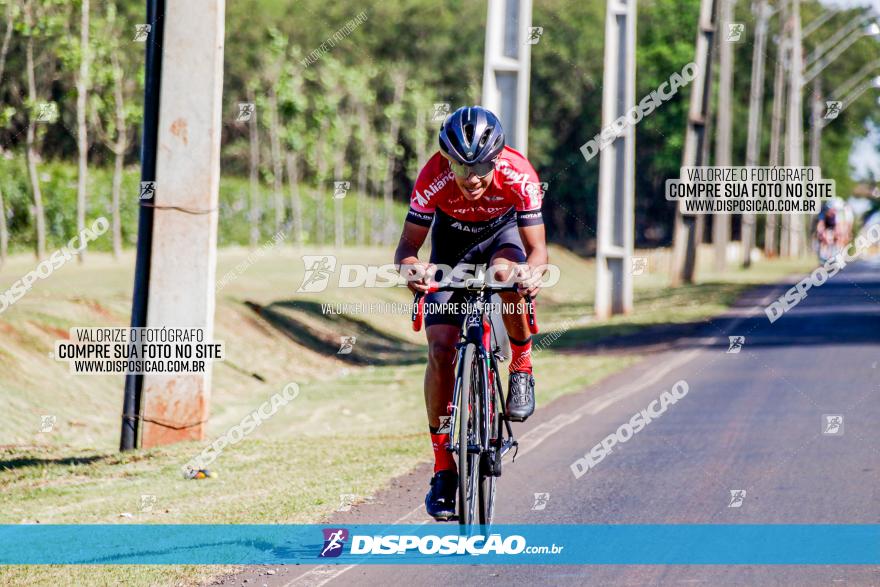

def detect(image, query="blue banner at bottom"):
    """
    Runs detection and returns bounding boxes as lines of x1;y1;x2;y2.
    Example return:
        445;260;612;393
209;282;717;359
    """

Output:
0;524;877;565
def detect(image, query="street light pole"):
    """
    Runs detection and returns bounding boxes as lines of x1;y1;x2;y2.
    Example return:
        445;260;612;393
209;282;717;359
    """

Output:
742;0;771;267
671;0;719;285
764;0;789;258
594;0;637;318
713;0;736;272
783;0;805;258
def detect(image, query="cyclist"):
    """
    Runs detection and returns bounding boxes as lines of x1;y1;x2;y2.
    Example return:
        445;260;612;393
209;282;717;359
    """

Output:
816;203;842;260
393;105;548;520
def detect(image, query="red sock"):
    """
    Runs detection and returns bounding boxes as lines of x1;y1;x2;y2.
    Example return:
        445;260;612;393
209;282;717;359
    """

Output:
509;336;533;373
430;432;456;473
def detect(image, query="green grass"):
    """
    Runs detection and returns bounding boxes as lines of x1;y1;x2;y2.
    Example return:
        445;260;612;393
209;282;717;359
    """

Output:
0;242;813;586
0;157;408;254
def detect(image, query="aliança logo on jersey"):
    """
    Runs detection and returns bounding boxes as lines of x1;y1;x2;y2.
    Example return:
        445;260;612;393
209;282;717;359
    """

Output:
413;169;455;208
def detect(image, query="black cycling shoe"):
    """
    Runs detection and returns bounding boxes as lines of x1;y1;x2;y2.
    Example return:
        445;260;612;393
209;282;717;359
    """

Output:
506;371;535;422
425;469;458;521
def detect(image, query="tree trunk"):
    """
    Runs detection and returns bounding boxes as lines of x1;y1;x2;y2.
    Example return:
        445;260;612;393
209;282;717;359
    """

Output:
415;105;427;168
356;104;371;246
0;185;7;267
110;51;127;258
0;1;13;85
382;71;406;244
0;2;12;267
315;118;329;245
267;89;284;233
24;7;46;259
75;0;90;263
247;87;261;248
285;151;303;247
333;121;351;249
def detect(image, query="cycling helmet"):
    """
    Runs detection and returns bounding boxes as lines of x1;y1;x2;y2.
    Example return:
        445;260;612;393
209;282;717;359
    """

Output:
439;106;505;164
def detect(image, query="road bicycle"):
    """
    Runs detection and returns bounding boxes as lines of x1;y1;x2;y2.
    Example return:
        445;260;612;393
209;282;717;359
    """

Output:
816;227;841;263
412;280;538;525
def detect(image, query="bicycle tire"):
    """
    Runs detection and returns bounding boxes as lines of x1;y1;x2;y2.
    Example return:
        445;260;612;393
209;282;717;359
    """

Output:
457;343;481;526
478;374;500;525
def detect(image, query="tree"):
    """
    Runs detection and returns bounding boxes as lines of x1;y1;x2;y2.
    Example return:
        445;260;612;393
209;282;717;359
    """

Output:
276;46;309;247
20;0;62;258
75;0;90;262
246;85;262;248
380;67;406;244
90;1;141;258
0;0;15;266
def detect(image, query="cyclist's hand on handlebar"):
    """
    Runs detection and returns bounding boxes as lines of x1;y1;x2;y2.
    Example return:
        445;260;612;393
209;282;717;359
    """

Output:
401;262;435;294
515;263;543;298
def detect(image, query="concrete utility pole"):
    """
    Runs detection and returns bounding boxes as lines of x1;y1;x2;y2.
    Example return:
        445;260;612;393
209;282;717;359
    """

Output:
783;0;804;258
713;0;735;272
138;0;226;447
809;77;822;167
482;0;534;155
671;0;719;285
764;0;789;258
594;0;637;318
742;0;771;268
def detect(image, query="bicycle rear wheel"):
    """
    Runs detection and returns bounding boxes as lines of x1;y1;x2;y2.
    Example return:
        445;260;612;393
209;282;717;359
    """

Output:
457;343;481;526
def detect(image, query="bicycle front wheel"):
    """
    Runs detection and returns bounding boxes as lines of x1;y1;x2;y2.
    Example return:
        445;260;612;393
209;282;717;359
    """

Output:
456;343;481;526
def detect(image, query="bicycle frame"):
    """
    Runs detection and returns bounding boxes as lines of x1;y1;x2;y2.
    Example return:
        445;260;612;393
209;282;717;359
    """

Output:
412;281;537;523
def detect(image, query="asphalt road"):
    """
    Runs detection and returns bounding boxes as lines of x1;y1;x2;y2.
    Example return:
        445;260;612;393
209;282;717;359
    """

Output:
223;257;880;587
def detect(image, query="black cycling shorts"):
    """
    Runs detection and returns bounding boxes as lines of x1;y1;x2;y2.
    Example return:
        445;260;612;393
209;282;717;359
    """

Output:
424;208;526;328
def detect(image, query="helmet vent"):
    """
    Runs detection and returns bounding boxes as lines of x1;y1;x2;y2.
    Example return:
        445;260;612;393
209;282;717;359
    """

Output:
478;128;492;149
464;123;475;144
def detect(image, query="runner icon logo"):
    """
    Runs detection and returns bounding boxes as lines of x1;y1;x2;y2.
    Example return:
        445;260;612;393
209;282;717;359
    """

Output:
822;414;844;435
728;490;746;508
298;256;337;293
531;493;550;511
727;336;745;354
319;528;349;558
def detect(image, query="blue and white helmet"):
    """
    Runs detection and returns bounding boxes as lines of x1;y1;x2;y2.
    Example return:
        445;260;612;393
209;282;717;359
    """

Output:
439;106;505;164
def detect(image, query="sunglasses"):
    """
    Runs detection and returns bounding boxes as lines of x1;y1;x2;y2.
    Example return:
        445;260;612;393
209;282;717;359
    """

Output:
447;159;496;179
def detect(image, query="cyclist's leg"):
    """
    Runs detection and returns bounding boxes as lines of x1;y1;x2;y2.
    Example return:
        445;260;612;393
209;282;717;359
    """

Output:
486;221;531;366
424;321;460;440
423;305;463;519
486;222;536;421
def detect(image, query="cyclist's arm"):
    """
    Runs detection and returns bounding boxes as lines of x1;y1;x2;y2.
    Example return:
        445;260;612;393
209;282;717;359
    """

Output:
395;221;432;293
517;224;548;297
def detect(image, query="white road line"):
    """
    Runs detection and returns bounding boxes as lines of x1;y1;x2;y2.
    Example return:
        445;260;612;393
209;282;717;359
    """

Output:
580;349;700;415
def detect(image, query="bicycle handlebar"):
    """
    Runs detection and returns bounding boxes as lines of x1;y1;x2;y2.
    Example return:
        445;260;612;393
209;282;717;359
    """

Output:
411;284;538;335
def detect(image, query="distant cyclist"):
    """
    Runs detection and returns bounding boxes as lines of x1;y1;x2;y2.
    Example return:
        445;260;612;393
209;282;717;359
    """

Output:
393;106;547;520
816;204;842;261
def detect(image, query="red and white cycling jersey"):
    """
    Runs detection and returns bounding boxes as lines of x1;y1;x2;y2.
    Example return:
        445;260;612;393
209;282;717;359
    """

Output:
406;146;544;228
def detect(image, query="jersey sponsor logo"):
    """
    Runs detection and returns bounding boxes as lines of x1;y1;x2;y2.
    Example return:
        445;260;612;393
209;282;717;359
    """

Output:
450;221;485;233
413;169;455;208
451;206;509;215
496;160;542;207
